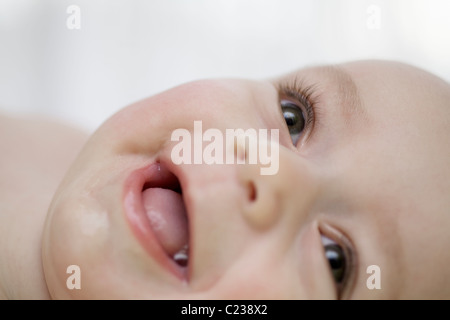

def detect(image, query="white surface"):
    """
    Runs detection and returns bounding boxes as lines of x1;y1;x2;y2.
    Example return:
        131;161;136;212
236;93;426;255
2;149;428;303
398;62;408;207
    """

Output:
1;0;449;132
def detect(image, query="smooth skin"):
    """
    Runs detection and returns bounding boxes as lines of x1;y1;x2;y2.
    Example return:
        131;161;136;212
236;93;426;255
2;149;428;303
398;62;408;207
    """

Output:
1;60;449;299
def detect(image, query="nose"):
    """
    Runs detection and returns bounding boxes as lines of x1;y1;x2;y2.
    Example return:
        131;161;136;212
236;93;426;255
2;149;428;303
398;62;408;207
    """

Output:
236;141;319;232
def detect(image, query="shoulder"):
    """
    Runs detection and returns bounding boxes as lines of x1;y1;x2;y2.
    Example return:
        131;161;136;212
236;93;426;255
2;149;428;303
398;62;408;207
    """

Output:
0;113;88;300
0;113;88;143
0;113;88;158
0;113;89;194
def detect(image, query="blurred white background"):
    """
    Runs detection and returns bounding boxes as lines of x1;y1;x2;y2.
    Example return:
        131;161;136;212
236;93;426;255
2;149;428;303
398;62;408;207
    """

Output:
0;0;449;132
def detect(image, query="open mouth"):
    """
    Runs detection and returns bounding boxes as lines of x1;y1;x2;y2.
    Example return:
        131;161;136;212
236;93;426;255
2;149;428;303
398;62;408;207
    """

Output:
124;162;190;276
142;168;189;267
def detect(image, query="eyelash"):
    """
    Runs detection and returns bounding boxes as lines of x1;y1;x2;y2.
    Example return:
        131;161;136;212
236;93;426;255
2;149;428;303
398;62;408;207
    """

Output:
319;224;357;299
277;79;320;143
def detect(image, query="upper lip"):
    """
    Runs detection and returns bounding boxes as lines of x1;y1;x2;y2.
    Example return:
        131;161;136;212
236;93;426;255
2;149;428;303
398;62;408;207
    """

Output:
122;160;190;281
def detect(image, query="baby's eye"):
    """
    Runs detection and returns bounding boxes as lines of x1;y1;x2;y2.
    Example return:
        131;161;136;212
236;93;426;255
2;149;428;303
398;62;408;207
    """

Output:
321;235;349;296
281;100;306;145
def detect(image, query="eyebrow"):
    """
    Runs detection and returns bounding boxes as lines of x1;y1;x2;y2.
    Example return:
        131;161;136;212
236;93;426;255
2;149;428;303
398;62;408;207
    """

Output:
316;67;407;297
322;65;368;127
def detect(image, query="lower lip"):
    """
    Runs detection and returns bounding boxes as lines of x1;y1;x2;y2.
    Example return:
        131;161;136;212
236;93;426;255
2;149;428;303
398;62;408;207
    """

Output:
123;163;185;279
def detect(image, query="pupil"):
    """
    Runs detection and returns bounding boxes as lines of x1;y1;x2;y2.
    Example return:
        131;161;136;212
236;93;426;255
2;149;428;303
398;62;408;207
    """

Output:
325;244;346;283
282;103;305;134
284;110;298;127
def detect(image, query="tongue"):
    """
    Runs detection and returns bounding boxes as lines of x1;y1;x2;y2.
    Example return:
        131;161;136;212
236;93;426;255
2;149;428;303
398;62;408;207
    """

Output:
142;188;188;256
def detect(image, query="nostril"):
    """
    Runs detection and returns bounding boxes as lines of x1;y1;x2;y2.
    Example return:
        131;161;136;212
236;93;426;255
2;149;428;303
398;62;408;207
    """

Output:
247;181;257;202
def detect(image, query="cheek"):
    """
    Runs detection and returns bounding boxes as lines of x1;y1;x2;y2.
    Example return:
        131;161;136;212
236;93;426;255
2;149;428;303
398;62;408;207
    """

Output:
42;190;113;299
99;80;266;157
41;182;183;299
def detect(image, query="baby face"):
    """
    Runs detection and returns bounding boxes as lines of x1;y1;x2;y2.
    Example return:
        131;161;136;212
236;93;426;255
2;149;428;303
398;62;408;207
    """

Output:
42;61;450;299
